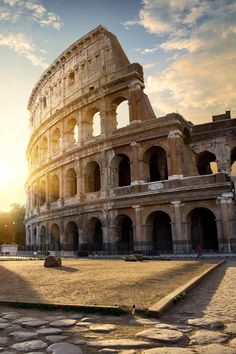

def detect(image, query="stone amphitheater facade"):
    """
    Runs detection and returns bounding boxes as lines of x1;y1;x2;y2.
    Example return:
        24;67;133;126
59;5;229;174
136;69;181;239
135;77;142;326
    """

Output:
25;26;236;256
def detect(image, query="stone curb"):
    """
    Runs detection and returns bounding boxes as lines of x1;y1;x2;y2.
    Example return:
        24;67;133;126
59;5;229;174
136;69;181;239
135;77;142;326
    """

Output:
0;300;128;316
147;260;226;318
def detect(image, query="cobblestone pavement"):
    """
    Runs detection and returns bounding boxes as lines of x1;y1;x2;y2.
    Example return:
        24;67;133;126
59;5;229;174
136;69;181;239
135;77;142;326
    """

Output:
0;260;236;353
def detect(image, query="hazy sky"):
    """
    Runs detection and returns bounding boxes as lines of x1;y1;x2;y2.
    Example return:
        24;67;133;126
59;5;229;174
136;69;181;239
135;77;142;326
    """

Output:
0;0;236;211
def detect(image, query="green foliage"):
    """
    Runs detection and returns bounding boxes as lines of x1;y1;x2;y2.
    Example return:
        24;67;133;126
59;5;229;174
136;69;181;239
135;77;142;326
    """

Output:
0;204;25;245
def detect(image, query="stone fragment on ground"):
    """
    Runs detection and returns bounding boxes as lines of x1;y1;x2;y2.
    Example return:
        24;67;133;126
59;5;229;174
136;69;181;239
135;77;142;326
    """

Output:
11;339;48;351
50;319;77;327
14;317;37;323
137;328;185;343
142;348;196;354
0;322;10;330
189;329;228;345
155;323;193;333
9;330;38;341
76;321;91;327
88;339;155;349
229;338;236;348
195;343;235;353
129;318;160;326
89;324;117;332
187;317;224;330
47;342;82;353
2;313;20;320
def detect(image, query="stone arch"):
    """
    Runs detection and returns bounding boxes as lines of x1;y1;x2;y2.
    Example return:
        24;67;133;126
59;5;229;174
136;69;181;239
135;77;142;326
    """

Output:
146;211;173;253
197;151;218;175
187;207;218;251
84;107;101;138
50;174;59;202
231;147;236;176
87;217;103;252
85;161;101;192
143;146;168;182
39;180;46;206
110;153;131;187
112;97;130;129
115;214;133;253
50;223;60;251
65;168;77;197
65;118;78;147
92;112;101;136
32;227;37;246
51;128;61;153
41;137;48;161
65;221;79;252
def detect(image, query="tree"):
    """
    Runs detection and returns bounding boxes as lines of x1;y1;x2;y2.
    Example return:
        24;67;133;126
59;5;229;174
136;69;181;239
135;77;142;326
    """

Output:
9;204;26;246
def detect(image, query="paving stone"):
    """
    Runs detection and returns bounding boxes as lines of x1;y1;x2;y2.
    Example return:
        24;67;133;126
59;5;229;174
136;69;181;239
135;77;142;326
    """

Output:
14;317;37;324
137;328;185;343
50;319;77;327
229;338;236;348
27;352;46;354
80;316;100;322
129;318;160;326
22;319;48;328
155;323;193;333
119;351;136;354
37;327;63;335
75;321;91;327
11;339;48;351
5;324;23;332
88;339;154;349
0;322;10;330
70;339;87;345
98;349;118;353
187;318;224;330
9;331;39;341
0;318;8;323
89;324;117;333
44;316;66;322
190;330;228;345
0;336;8;346
47;342;82;353
0;351;16;354
224;323;236;334
46;335;68;343
69;314;83;320
2;313;20;320
143;348;196;354
195;343;235;354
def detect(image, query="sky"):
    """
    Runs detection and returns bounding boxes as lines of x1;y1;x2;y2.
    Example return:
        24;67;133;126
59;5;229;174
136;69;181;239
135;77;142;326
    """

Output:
0;0;236;211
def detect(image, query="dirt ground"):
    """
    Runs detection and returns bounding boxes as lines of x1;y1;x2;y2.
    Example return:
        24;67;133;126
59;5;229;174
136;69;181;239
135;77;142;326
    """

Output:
0;259;213;308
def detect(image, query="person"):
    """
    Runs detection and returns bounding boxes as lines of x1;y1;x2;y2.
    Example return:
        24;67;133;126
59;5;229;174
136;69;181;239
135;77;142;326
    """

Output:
196;244;203;259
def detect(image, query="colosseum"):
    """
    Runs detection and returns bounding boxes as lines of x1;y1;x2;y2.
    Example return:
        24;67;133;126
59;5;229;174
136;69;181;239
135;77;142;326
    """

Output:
25;25;236;256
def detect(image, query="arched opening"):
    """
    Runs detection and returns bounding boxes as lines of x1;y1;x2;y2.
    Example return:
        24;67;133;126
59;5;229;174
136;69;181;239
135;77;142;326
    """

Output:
51;128;61;153
197;151;217;175
116;100;130;128
33;184;38;208
231;147;236;176
86;161;101;192
65;221;78;252
39;180;46;206
147;147;168;182
50;174;59;202
92;112;101;136
88;217;103;252
65;168;77;197
68;71;75;86
147;211;173;253
32;227;37;246
39;226;47;246
50;224;60;251
65;118;78;147
116;215;133;253
118;154;131;186
189;208;218;251
41;137;48;161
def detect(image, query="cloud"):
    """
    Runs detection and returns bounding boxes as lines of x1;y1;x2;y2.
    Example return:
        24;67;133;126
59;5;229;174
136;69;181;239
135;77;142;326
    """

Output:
124;0;236;122
0;33;48;69
1;0;62;30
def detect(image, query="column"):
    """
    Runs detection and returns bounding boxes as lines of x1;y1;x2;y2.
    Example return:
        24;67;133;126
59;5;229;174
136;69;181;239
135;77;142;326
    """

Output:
168;129;184;179
132;205;144;251
171;201;186;253
130;142;143;186
218;193;235;252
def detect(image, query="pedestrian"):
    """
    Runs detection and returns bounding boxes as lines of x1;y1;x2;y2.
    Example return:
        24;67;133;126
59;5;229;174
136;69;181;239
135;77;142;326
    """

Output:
196;244;203;259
